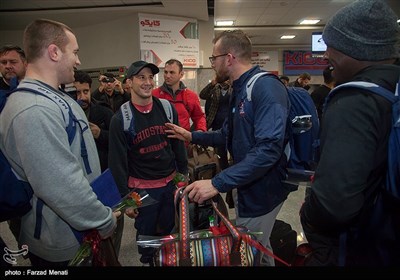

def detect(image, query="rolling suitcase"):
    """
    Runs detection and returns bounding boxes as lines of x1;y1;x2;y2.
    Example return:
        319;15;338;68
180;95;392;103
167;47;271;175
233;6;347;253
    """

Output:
270;219;297;266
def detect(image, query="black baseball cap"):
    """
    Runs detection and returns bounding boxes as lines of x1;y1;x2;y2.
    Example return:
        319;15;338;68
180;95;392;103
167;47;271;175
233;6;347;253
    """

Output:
126;61;159;78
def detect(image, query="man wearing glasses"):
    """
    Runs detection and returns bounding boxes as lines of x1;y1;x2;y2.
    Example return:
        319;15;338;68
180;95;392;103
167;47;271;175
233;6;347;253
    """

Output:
108;60;188;266
166;30;290;266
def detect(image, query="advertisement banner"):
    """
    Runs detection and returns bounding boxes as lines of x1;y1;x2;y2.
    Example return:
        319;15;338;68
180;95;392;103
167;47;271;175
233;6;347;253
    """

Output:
283;50;328;75
139;14;199;68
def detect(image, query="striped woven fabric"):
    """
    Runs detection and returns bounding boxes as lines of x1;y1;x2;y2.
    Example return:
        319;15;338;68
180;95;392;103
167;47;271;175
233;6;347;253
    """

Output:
154;233;259;266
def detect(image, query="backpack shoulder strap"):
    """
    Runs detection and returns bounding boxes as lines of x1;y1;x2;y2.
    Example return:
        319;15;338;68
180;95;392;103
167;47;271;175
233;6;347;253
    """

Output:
328;81;397;104
120;99;174;137
245;72;270;101
159;98;174;123
18;82;92;173
120;100;134;134
17;82;76;144
3;81;92;241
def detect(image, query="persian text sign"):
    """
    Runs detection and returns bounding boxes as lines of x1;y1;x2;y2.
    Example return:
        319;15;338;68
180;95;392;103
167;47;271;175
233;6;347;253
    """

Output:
283;51;328;75
251;51;278;72
139;14;199;68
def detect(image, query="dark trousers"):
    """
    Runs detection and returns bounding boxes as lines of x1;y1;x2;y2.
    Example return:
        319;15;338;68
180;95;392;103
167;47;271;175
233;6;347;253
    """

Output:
134;182;176;264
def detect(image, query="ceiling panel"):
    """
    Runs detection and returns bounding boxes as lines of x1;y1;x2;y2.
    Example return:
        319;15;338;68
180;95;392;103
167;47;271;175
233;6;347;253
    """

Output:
0;0;399;49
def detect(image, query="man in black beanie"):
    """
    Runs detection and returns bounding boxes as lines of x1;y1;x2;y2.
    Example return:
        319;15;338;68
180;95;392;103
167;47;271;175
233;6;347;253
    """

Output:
300;0;400;266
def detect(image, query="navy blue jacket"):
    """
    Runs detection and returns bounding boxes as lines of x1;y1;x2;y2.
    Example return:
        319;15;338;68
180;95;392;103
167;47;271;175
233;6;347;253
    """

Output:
192;66;291;217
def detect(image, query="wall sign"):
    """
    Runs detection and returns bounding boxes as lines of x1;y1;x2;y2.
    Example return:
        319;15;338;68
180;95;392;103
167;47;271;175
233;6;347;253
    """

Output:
251;51;278;74
283;50;328;75
139;14;200;68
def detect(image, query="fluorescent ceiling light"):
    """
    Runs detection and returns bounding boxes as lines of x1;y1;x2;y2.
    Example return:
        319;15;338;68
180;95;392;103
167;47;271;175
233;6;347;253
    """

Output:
398;19;400;23
281;35;296;39
216;20;234;26
300;19;320;25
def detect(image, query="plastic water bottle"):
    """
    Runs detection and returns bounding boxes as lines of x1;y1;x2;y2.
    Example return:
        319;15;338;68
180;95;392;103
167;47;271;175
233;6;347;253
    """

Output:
209;215;216;227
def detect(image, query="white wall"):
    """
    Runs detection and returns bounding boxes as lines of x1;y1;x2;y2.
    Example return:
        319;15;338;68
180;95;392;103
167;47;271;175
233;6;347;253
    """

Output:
0;16;323;88
0;13;213;70
0;14;141;70
75;15;140;69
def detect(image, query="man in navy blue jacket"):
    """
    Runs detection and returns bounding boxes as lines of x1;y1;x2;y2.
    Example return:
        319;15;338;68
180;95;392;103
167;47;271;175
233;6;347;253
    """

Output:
166;30;290;266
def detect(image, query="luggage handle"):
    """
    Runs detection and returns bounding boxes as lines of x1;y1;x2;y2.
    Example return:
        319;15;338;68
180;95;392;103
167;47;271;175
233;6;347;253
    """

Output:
175;189;242;266
174;189;290;266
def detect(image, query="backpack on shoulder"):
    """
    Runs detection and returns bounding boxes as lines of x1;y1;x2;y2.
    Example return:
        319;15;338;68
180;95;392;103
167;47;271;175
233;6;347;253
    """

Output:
327;80;400;266
120;98;174;139
246;72;320;172
0;81;90;231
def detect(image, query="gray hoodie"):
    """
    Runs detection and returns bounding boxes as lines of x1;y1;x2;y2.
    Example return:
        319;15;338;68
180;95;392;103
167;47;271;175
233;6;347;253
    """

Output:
0;79;116;262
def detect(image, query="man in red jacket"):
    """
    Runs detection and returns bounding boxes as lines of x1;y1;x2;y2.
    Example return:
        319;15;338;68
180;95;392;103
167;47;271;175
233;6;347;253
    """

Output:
153;59;206;133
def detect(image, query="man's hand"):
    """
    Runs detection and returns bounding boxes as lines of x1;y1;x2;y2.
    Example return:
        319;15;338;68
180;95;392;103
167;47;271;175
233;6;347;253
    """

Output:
98;75;106;92
113;79;124;94
125;207;139;219
165;123;192;142
182;179;219;204
89;122;101;139
113;210;122;219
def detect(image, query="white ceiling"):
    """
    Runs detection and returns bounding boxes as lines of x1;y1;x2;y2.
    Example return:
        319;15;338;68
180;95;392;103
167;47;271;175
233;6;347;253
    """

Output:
0;0;399;49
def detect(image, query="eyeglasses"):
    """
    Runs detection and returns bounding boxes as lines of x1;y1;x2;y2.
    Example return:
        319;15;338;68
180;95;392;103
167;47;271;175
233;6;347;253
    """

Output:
209;53;229;64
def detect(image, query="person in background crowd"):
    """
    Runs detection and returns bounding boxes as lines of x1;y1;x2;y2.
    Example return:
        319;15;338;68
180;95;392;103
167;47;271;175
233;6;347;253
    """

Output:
200;75;233;207
108;60;188;266
199;75;231;170
92;72;129;112
288;72;311;91
74;70;127;257
279;75;290;87
122;77;131;95
74;70;113;172
0;45;27;90
166;30;290;266
300;0;400;266
310;66;335;122
0;18;118;267
153;59;206;133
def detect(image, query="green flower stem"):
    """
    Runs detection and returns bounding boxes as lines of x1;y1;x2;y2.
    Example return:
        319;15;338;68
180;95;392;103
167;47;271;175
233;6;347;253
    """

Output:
68;241;91;266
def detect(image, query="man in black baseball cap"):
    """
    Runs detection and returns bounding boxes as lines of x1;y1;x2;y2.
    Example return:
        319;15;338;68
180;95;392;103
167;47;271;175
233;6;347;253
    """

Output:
109;60;188;266
126;60;159;78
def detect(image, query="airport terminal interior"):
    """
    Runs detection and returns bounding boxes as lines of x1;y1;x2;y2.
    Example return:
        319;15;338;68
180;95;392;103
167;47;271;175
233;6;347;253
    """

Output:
0;0;399;271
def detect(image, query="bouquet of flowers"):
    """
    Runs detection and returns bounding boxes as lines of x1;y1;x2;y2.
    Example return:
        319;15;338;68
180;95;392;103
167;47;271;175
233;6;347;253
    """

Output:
68;231;120;266
112;189;158;213
69;190;158;266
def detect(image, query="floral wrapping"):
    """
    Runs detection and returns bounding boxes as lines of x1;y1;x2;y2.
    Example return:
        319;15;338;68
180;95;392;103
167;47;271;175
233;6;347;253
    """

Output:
68;231;120;266
69;190;157;266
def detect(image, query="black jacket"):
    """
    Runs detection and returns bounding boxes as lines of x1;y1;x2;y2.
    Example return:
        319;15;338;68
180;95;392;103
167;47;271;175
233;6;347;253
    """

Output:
87;102;113;172
301;64;399;265
92;89;130;113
